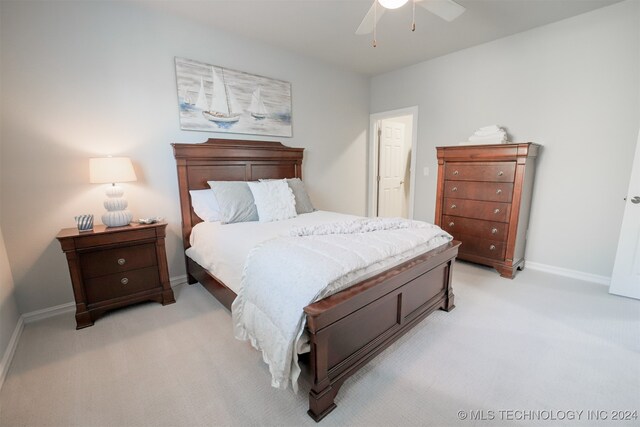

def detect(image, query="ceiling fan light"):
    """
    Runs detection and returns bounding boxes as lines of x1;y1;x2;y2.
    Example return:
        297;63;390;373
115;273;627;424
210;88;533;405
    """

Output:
378;0;409;10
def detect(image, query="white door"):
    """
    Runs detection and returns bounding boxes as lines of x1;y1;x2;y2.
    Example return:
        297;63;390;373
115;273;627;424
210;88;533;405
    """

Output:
377;120;406;217
610;130;640;299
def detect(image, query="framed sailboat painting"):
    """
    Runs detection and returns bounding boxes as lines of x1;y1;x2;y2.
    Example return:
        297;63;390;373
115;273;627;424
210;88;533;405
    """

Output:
175;57;292;137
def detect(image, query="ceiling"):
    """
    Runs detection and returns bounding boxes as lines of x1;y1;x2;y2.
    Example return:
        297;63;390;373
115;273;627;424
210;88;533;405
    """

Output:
140;0;623;75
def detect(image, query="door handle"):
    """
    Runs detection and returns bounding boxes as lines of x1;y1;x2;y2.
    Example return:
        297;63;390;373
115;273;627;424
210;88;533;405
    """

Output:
632;196;640;204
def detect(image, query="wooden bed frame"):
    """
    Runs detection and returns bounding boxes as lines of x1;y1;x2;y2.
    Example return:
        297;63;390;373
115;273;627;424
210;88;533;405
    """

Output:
172;138;460;422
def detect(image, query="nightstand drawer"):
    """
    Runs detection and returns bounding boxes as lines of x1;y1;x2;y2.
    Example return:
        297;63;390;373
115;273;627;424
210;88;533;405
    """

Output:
73;228;157;249
444;181;513;202
80;243;157;279
442;215;508;241
457;234;506;261
84;267;160;304
444;162;515;182
444;198;511;222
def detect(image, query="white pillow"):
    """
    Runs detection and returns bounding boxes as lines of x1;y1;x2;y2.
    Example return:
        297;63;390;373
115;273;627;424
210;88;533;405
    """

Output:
189;189;222;222
247;180;297;222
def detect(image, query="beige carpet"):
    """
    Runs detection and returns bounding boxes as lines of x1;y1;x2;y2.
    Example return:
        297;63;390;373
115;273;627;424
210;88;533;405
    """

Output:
1;262;638;426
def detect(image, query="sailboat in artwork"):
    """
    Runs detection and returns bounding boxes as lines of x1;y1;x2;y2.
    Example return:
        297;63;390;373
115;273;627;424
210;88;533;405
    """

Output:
194;77;208;110
248;87;268;119
202;67;241;124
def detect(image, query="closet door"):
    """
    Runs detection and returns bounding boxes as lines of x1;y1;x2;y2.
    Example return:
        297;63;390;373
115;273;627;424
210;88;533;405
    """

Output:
610;132;640;299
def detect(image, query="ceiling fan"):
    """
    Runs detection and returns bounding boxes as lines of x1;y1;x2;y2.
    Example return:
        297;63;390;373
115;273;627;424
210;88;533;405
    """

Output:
356;0;466;46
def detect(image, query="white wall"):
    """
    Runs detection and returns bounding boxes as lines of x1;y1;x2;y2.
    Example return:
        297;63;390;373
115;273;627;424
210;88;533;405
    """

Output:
0;25;20;364
371;0;640;277
0;1;370;313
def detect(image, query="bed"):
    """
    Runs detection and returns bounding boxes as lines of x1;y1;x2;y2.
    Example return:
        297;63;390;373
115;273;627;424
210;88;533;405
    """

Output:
172;138;460;421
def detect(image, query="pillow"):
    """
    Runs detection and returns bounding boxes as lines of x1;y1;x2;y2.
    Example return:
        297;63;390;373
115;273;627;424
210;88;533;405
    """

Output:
286;178;315;214
189;189;222;222
259;178;315;214
247;180;297;222
207;181;259;224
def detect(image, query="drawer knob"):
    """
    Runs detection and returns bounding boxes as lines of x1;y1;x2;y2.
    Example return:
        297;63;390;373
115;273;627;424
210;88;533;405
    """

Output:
451;186;457;192
451;204;457;209
494;208;500;214
491;228;498;234
117;258;126;266
496;189;502;195
449;222;455;227
498;171;504;176
453;170;459;176
120;277;129;285
489;245;496;251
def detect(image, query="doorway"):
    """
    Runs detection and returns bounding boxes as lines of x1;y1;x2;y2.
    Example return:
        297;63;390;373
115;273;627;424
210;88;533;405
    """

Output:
368;107;418;219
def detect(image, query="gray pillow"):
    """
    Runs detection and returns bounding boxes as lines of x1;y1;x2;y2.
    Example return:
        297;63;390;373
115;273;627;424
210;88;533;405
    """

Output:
286;178;315;214
207;181;259;224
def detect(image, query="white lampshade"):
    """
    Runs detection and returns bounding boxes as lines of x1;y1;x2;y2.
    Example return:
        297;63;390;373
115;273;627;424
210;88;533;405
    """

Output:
378;0;409;9
89;157;137;184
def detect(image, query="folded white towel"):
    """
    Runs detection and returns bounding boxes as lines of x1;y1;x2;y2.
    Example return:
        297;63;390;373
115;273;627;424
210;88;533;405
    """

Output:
474;129;505;137
466;125;507;145
479;125;500;132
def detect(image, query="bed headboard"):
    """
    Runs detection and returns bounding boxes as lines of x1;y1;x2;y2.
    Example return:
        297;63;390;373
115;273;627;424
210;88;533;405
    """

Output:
172;138;304;250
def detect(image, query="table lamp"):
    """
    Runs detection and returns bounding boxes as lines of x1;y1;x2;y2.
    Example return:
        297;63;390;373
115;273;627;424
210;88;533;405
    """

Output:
89;157;137;227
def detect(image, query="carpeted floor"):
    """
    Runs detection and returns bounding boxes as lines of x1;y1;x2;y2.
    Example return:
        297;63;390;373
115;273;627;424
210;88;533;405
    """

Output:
1;261;638;426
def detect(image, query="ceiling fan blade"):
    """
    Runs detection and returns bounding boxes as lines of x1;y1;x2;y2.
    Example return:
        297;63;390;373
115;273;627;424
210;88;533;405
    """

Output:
355;2;386;35
416;0;465;22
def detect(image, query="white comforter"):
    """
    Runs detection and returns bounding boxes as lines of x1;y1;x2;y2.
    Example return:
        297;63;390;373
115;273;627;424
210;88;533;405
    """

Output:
231;217;452;391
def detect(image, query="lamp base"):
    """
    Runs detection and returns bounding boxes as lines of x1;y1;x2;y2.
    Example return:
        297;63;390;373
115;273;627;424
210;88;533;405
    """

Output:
101;184;134;227
102;210;133;227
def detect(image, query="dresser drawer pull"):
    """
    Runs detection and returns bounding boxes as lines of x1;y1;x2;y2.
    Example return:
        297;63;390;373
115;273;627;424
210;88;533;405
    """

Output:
451;186;458;192
117;258;126;266
451;204;457;209
449;222;455;227
491;228;498;234
120;277;129;285
489;245;496;251
498;171;504;176
494;208;500;214
453;170;459;176
496;189;502;195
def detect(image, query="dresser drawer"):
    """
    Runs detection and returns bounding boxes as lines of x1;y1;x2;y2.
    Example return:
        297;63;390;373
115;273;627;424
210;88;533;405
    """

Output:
444;181;513;203
444;198;511;223
442;215;508;241
444;162;515;182
80;243;157;279
457;234;506;261
84;267;160;304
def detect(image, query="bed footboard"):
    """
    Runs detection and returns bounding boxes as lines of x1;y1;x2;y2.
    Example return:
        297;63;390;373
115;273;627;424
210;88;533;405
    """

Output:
302;241;459;422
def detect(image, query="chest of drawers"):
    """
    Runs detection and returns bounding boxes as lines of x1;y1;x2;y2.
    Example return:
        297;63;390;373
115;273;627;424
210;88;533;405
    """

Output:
56;222;176;328
435;143;540;278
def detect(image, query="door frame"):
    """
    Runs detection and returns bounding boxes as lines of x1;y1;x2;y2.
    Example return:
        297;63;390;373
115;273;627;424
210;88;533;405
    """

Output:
368;106;418;218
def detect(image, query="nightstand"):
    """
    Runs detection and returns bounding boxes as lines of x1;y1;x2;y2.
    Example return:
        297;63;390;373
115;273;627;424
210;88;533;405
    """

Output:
56;222;176;329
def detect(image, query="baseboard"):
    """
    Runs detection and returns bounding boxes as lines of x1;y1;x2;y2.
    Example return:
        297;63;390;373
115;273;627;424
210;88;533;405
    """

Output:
1;274;190;391
526;261;611;286
0;315;24;392
22;274;189;325
170;274;188;288
23;301;76;324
